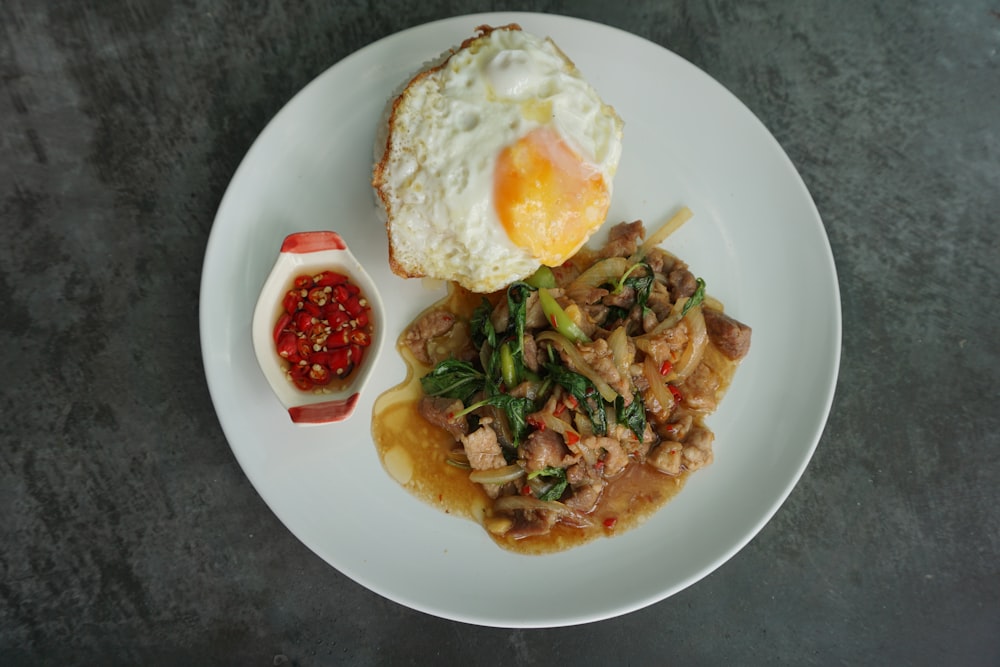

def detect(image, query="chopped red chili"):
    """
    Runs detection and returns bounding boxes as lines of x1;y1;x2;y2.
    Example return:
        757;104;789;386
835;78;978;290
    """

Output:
275;270;373;391
659;359;673;376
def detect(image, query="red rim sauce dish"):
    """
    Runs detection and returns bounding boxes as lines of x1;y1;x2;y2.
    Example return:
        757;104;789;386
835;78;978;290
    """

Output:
252;231;385;425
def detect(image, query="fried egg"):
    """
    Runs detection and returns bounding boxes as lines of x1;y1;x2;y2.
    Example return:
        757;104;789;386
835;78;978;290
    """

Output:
372;24;624;293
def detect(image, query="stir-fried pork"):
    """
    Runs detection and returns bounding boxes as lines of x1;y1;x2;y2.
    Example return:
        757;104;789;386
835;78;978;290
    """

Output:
408;219;751;540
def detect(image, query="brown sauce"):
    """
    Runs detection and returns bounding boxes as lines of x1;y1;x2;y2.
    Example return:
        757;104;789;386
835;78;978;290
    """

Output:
371;284;714;555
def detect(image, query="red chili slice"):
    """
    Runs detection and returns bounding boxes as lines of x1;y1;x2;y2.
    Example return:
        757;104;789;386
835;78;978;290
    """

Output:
332;285;350;304
307;287;329;307
326;329;350;349
326;348;353;377
314;270;349;287
282;290;301;315
293;310;314;333
294;275;312;290
343;297;364;317
273;312;292;343
325;308;350;330
308;364;331;385
276;332;297;359
668;384;683;405
349;344;364;367
349;330;371;346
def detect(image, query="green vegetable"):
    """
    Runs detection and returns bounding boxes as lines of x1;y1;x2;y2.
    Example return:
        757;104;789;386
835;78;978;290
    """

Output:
499;342;517;388
604;305;630;326
537;287;591;344
527;466;568;501
616;391;647;442
470;298;497;350
680;278;706;317
612;262;642;294
524;265;556;289
545;363;608;436
625;270;655;312
499;282;535;387
452;391;534;446
420;359;484;401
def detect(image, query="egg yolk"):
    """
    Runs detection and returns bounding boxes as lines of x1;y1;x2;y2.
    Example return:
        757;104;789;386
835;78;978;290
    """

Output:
494;127;610;266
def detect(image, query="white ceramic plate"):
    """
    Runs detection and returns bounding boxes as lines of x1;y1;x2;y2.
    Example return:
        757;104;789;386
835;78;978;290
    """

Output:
200;12;841;628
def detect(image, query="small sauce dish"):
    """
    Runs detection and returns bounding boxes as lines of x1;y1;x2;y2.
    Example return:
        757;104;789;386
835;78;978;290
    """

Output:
252;231;385;424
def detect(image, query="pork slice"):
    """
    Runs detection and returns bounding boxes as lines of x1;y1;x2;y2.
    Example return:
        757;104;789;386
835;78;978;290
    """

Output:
637;325;688;368
507;509;558;539
491;290;550;334
703;308;752;361
599;220;645;258
461;425;506;471
644;247;676;275
521;333;540;373
462;424;509;499
521;428;579;472
668;266;698;300
565;284;609;306
583;435;630;478
647;441;683;475
681;426;714;471
404;309;456;365
418;396;468;441
679;362;720;412
646;281;673;320
564;479;605;513
601;285;635;309
575;338;631;399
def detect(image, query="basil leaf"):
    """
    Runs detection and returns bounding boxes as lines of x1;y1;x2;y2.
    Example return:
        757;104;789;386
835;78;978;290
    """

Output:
625;268;655;311
604;305;630;326
503;282;535;387
420;359;484;402
680;278;706;317
470;298;496;350
528;466;568;501
544;363;608;436
480;392;534;446
616;391;647;442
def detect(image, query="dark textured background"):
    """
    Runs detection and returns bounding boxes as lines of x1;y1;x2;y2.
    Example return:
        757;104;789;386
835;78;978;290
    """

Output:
2;0;998;664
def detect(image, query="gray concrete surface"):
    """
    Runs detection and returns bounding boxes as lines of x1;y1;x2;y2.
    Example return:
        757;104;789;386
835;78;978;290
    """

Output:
2;0;998;664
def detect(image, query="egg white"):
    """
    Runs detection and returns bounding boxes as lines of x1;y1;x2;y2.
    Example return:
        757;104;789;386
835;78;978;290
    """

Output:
374;26;624;293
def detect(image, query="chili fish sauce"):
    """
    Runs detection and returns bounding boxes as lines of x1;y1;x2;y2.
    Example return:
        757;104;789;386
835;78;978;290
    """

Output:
273;269;374;392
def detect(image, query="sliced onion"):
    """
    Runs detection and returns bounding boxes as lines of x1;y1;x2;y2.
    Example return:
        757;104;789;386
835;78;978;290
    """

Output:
631;207;693;262
567;257;629;290
493;495;591;525
536;410;572;435
607;326;632;383
642;296;688;338
673;305;707;381
704;294;725;312
536;331;618;402
643;355;679;415
469;464;525;485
